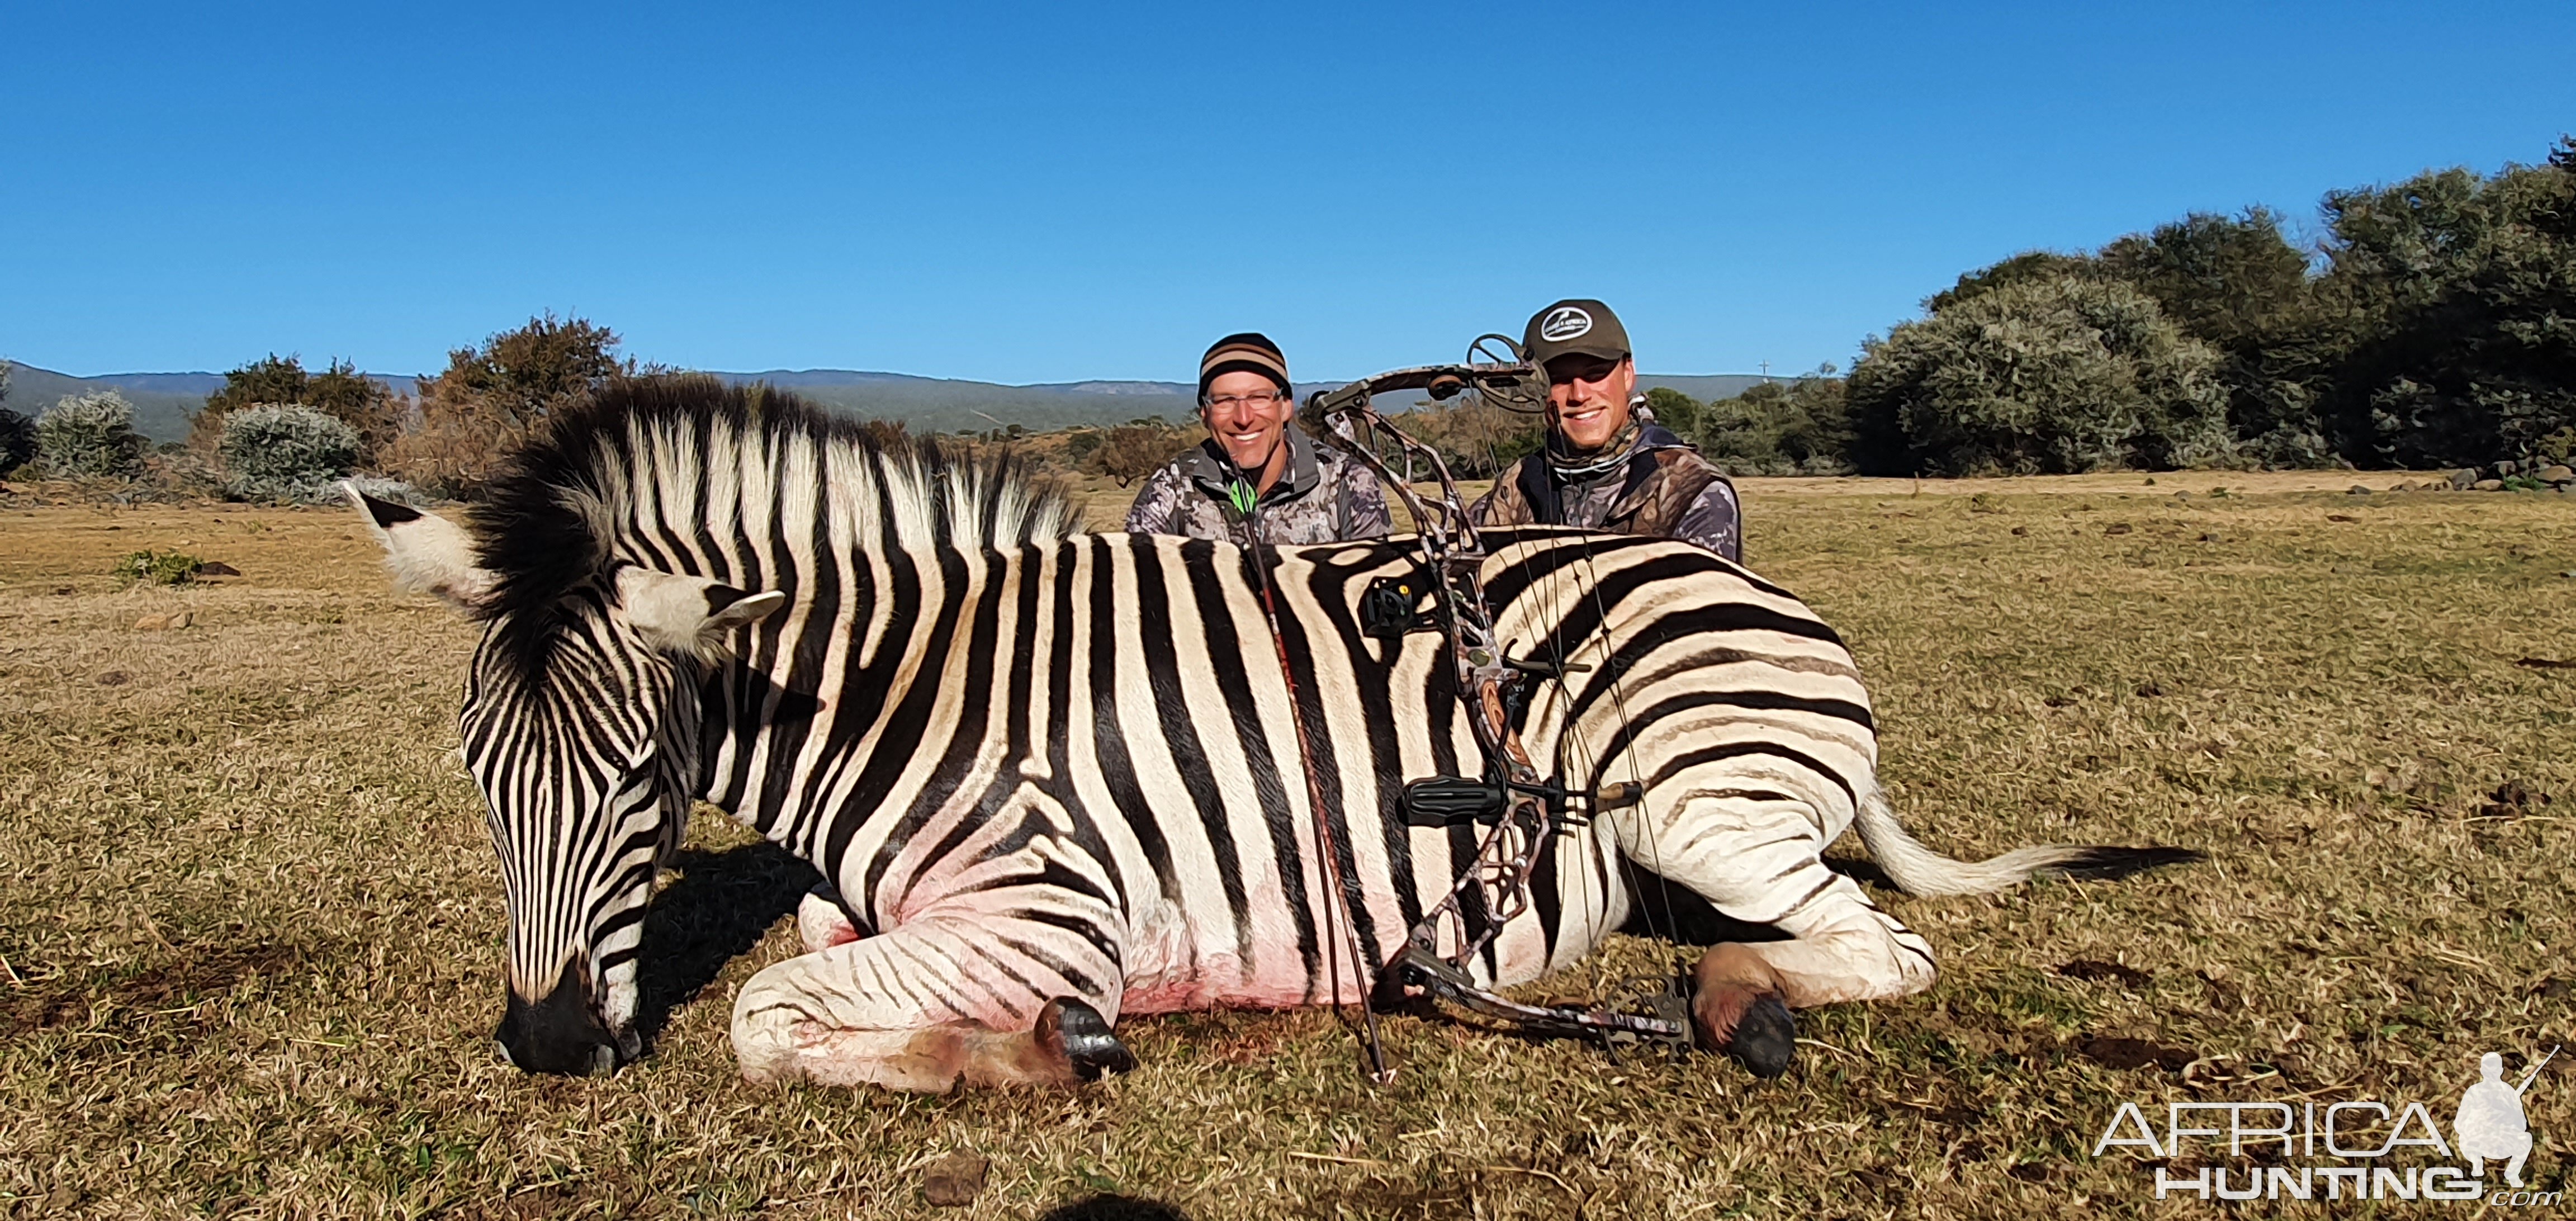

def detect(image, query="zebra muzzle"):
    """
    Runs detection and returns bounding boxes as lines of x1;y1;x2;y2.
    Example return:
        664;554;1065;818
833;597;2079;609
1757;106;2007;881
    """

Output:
496;959;626;1077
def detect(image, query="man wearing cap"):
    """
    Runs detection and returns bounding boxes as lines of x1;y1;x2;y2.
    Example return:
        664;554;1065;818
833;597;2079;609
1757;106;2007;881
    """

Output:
1470;299;1742;562
1125;333;1391;546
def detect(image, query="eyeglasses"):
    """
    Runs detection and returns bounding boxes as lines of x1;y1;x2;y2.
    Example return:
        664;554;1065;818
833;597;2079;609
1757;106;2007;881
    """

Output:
1203;391;1290;410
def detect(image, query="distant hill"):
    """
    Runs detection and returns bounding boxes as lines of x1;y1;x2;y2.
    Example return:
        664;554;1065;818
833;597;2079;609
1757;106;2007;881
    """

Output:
2;361;1789;443
709;369;1203;434
711;370;1788;433
1641;375;1778;403
1;363;219;442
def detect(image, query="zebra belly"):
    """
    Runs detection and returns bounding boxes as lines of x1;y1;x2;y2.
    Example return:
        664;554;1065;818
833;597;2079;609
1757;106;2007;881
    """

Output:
1110;827;1622;1016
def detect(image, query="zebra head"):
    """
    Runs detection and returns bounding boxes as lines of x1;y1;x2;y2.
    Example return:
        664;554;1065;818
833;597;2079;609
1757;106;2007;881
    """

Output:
348;488;785;1075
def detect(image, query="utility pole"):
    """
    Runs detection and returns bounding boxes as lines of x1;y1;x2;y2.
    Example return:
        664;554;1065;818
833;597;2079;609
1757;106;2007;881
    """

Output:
1759;361;1772;382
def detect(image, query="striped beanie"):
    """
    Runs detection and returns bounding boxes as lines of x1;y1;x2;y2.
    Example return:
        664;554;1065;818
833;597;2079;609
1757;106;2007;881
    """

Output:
1199;333;1291;397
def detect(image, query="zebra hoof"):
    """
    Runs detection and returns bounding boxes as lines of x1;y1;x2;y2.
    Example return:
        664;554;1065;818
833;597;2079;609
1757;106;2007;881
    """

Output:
1035;997;1138;1082
1727;995;1797;1079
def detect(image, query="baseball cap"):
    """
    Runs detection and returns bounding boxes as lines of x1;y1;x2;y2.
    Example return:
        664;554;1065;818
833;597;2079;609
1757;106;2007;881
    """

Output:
1199;333;1291;397
1521;299;1631;366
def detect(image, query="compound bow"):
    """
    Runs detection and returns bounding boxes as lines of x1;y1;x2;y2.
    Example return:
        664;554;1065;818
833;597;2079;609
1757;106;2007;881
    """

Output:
1281;335;1696;1077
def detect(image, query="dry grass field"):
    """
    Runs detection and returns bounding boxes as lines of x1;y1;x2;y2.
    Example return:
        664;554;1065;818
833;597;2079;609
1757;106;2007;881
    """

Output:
3;472;2570;1219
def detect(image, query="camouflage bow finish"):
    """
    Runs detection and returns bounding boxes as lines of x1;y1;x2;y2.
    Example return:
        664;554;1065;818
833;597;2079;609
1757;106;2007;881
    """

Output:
1295;343;1696;1069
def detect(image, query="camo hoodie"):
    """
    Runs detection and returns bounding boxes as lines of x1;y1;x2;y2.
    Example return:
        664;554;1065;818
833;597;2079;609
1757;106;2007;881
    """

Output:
1123;429;1391;547
1469;422;1742;562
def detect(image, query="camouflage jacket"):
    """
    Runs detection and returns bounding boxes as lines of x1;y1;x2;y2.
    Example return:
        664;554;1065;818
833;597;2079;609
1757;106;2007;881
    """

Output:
1469;423;1742;562
1124;429;1392;547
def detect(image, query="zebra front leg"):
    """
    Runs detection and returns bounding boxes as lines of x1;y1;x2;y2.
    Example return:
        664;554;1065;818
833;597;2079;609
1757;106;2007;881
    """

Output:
797;883;861;953
731;908;1136;1091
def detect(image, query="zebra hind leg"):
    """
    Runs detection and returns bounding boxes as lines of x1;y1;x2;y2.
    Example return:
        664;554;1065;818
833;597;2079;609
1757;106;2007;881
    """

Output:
1035;996;1140;1081
1690;943;1798;1078
1613;784;1943;1080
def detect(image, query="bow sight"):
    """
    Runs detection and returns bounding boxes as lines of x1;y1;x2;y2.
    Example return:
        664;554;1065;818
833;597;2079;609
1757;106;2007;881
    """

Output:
1286;334;1696;1073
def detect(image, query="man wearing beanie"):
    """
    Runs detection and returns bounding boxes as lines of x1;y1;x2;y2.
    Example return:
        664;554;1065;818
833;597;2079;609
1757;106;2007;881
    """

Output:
1124;333;1391;546
1470;299;1742;562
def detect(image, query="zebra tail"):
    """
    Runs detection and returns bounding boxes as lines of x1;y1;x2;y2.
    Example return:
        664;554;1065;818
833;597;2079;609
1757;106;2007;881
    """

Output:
1852;786;2205;897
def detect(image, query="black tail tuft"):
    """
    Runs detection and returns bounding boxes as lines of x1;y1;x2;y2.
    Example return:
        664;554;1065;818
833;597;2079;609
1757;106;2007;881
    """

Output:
2044;846;2207;882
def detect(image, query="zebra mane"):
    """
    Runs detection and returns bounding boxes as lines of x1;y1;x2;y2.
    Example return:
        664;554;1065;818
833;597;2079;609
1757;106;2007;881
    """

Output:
467;374;1079;661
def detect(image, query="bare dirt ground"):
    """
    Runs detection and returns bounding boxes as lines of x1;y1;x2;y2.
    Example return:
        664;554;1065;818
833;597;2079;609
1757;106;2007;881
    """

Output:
2;472;2570;1218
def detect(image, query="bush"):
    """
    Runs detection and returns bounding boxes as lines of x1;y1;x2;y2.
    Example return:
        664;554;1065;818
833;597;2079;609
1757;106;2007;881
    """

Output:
0;410;31;474
1846;275;2237;475
1693;370;1857;475
0;363;27;473
2313;146;2576;468
1641;387;1702;438
380;313;633;498
116;549;206;586
193;355;405;459
1085;424;1195;486
1394;397;1545;479
35;391;148;477
378;395;517;500
220;404;363;502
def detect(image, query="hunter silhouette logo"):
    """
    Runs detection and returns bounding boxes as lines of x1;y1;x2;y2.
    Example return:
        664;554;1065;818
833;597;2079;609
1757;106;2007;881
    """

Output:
2459;1046;2555;1189
1538;306;1593;342
2091;1043;2562;1202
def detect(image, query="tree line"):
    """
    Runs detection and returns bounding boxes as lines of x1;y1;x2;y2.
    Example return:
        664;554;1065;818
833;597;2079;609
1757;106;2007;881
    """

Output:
1670;137;2575;476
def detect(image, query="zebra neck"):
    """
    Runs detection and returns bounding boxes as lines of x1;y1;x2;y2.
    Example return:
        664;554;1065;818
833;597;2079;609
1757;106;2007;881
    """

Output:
697;541;1007;868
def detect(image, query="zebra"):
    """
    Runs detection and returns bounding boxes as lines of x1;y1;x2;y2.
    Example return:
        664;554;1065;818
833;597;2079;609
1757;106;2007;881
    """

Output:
350;375;2192;1087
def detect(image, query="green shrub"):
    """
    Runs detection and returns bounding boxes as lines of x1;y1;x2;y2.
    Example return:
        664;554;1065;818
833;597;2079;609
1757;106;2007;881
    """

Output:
1693;372;1857;475
2313;148;2576;468
1395;397;1545;479
1846;275;2237;475
220;403;362;503
0;362;29;473
0;409;32;474
1641;387;1702;438
35;391;147;477
1083;423;1196;487
116;549;206;586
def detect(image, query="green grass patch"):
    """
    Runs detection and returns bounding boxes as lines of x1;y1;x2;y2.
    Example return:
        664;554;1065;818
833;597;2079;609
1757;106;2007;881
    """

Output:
113;548;205;586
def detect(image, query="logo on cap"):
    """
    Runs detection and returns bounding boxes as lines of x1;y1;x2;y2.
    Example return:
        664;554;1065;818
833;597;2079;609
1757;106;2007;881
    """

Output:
1538;306;1594;343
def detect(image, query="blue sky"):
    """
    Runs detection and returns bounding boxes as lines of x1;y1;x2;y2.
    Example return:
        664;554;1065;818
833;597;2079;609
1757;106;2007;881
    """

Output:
5;1;2569;382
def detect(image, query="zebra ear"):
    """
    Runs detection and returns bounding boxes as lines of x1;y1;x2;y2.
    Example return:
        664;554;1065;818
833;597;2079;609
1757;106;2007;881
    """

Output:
615;567;788;660
345;484;495;612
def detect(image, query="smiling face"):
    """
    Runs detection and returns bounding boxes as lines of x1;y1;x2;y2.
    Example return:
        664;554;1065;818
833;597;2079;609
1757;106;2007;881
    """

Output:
1201;369;1295;485
1544;353;1636;453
